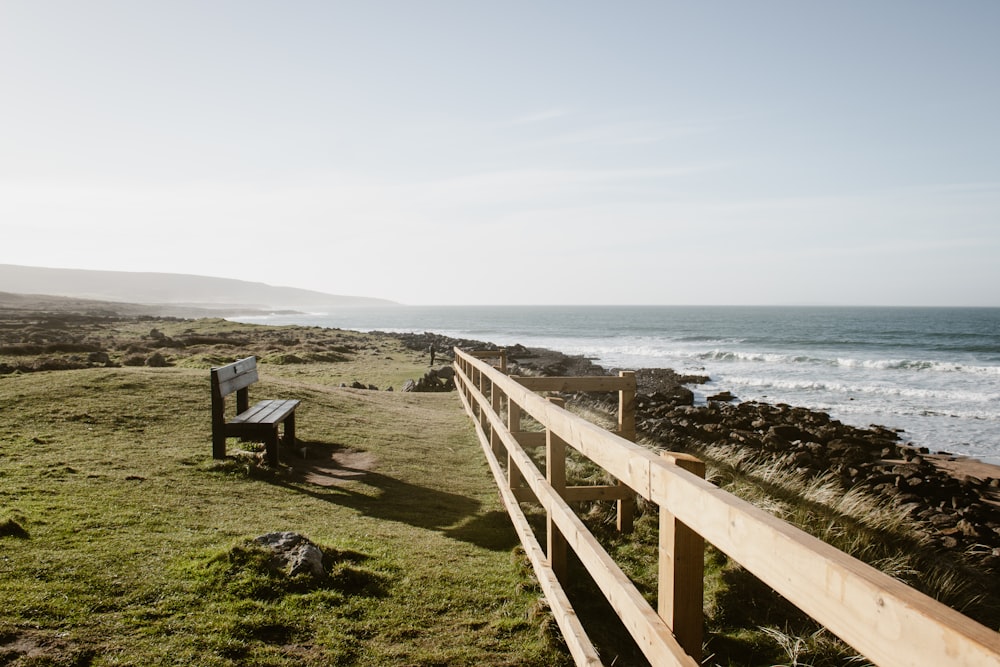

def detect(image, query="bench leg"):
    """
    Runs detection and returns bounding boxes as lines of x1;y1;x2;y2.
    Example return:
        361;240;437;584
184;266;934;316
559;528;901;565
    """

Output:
213;429;227;460
265;429;279;467
283;413;297;448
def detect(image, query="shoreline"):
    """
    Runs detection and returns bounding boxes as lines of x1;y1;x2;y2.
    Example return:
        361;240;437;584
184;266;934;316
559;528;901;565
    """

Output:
410;330;1000;473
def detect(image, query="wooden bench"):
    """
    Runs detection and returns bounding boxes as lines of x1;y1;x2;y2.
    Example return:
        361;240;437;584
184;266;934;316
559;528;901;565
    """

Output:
210;356;299;466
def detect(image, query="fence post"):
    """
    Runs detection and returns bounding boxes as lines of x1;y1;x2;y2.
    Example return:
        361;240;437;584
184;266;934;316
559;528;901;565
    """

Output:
617;370;637;533
478;369;489;433
498;348;508;374
470;366;479;420
658;451;705;662
617;370;636;440
508;396;523;491
547;396;567;582
490;379;503;457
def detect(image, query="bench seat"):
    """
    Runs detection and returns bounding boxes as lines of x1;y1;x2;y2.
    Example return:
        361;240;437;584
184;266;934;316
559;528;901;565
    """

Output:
228;399;300;433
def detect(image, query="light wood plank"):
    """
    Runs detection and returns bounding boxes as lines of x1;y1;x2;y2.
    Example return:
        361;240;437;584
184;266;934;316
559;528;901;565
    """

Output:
658;453;705;662
212;356;259;397
513;375;635;393
513;431;547;449
561;485;636;502
547;397;568;582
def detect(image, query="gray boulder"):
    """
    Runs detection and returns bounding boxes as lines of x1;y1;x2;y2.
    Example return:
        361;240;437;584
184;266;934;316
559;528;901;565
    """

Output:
254;531;325;577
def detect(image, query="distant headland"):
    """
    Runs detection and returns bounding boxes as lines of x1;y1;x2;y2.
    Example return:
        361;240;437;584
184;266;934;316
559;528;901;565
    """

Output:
0;264;397;316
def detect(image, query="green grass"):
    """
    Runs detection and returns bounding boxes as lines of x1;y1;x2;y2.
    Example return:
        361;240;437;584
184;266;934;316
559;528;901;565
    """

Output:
0;325;569;666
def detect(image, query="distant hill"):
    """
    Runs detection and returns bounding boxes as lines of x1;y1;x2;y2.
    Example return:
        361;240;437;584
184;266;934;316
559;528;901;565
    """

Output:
0;264;397;312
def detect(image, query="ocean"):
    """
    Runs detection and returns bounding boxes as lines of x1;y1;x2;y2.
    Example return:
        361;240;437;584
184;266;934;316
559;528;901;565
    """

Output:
231;306;1000;465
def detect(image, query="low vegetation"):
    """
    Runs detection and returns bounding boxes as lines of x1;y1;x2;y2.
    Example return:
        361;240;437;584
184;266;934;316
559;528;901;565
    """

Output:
0;314;568;665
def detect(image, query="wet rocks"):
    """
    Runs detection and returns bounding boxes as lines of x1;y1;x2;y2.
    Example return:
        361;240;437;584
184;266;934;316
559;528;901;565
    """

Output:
542;361;1000;572
641;398;1000;569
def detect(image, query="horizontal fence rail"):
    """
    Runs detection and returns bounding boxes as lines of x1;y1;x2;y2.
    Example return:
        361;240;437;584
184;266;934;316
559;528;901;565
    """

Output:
453;348;1000;667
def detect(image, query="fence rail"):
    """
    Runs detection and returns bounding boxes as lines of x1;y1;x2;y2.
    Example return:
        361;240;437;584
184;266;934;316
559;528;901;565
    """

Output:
454;347;1000;667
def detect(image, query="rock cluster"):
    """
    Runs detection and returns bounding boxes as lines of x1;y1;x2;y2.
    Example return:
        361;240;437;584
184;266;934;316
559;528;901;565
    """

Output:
396;332;495;357
574;383;1000;572
342;381;382;391
509;345;1000;574
401;366;456;392
507;344;607;377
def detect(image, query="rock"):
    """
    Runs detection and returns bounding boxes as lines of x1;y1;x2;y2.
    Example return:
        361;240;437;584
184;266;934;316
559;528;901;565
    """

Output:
88;351;110;364
957;519;981;538
769;425;807;443
254;531;325;577
145;352;170;367
657;386;695;407
122;354;146;367
401;369;455;393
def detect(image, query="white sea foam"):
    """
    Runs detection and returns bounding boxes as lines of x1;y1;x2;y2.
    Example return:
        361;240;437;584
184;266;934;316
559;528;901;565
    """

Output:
721;375;998;403
834;357;1000;375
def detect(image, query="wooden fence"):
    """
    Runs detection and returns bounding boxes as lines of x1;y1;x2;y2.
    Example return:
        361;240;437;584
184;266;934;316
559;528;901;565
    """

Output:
454;348;1000;667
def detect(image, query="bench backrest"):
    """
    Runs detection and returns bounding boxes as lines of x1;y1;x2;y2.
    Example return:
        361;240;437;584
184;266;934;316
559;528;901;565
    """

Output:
211;356;259;399
211;356;259;424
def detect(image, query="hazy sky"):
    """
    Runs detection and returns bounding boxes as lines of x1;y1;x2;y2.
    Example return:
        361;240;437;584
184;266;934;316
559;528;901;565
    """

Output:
2;1;998;306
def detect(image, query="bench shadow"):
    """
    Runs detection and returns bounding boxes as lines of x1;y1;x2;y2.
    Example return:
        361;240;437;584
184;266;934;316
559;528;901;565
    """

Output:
272;440;518;552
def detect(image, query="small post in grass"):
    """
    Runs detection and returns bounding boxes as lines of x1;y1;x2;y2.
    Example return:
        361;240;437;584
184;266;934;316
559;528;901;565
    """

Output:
546;396;567;582
490;379;503;458
508;397;523;492
617;370;637;533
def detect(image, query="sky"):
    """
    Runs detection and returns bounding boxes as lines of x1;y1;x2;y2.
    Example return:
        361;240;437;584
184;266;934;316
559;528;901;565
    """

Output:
1;1;998;306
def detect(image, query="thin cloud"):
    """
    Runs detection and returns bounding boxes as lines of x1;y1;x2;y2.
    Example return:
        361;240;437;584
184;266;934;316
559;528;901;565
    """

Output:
497;115;718;154
506;109;572;125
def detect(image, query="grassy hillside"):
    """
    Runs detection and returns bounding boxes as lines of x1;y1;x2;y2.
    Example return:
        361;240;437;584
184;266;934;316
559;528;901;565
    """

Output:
0;318;568;665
